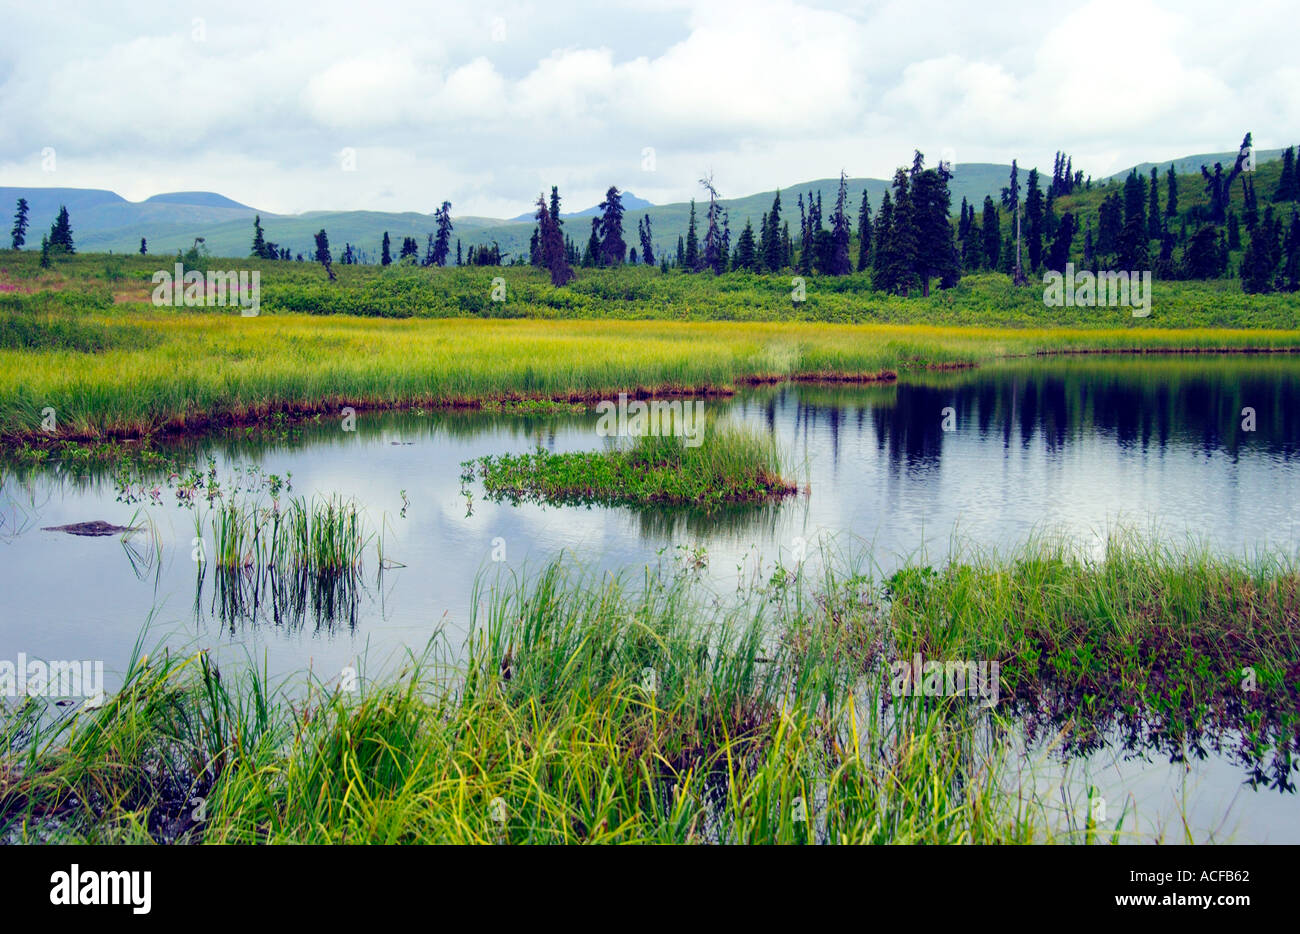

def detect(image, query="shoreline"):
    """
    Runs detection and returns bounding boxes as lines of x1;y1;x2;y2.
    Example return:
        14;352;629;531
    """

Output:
4;328;1300;450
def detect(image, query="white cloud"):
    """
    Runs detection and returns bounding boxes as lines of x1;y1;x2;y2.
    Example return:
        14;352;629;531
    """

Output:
0;0;1293;216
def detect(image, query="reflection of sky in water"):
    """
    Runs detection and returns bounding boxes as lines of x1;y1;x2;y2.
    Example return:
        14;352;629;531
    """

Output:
4;356;1299;678
2;356;1300;841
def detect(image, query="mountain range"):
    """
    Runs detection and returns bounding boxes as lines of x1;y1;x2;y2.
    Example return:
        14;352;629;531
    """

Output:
2;148;1284;262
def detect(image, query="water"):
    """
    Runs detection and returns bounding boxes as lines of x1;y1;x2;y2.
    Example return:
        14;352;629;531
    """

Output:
3;354;1299;840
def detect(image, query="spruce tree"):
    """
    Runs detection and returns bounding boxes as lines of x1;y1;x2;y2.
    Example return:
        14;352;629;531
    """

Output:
251;214;266;258
684;200;699;271
763;190;783;271
697;177;726;274
535;194;573;286
1117;170;1149;268
1283;209;1300;291
381;232;391;266
11;198;29;249
39;234;50;268
1000;161;1024;284
882;170;919;295
735;219;756;271
595;186;627;265
1165;164;1178;218
1047;212;1076;273
139;237;147;255
825;172;853;276
1273;146;1297;203
584;222;599;268
48;205;74;255
857;188;872;272
549;187;563;230
1242;206;1282;293
313;229;335;281
432;202;454;266
981;196;999;270
1148;166;1162;240
1243;177;1259;230
1024;169;1043;271
909;157;959;294
1097;192;1121;260
872;191;893;288
1182;225;1225;279
638;214;655;266
960;203;981;270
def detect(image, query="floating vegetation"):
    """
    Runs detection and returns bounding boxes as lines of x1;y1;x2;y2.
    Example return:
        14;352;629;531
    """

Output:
463;421;797;511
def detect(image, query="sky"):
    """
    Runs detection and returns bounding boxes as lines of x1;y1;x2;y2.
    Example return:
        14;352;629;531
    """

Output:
1;0;1297;218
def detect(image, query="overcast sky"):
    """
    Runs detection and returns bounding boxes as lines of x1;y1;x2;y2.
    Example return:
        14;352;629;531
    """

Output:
1;0;1296;217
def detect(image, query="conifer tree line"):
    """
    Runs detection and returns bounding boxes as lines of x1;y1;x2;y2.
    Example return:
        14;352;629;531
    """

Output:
9;133;1297;294
956;133;1299;295
678;155;960;296
249;202;455;271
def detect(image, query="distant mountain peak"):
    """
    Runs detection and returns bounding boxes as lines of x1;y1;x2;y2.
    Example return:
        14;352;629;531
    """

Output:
143;191;256;211
509;190;654;222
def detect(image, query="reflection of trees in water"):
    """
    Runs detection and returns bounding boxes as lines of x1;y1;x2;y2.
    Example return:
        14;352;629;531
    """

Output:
743;358;1300;472
14;357;1299;495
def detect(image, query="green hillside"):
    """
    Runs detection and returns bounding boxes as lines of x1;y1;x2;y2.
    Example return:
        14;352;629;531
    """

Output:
1104;148;1285;181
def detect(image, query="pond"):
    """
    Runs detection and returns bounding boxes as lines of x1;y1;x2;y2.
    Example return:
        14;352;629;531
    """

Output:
3;354;1299;841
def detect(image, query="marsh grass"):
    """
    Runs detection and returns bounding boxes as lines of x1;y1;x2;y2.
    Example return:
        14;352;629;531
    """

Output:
466;420;796;510
200;494;374;630
3;280;1300;445
208;494;369;574
3;535;1294;843
885;532;1300;788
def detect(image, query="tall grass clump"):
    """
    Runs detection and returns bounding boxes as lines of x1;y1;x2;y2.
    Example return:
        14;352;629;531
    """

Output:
210;494;369;575
204;493;373;629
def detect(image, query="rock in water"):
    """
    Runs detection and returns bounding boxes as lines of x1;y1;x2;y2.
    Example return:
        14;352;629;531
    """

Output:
41;520;138;537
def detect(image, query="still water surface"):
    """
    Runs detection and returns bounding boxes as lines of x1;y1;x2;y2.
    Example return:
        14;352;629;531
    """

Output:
3;355;1298;840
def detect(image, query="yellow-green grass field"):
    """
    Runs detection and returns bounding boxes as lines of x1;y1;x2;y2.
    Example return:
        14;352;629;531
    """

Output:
4;250;1300;443
4;309;1300;442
